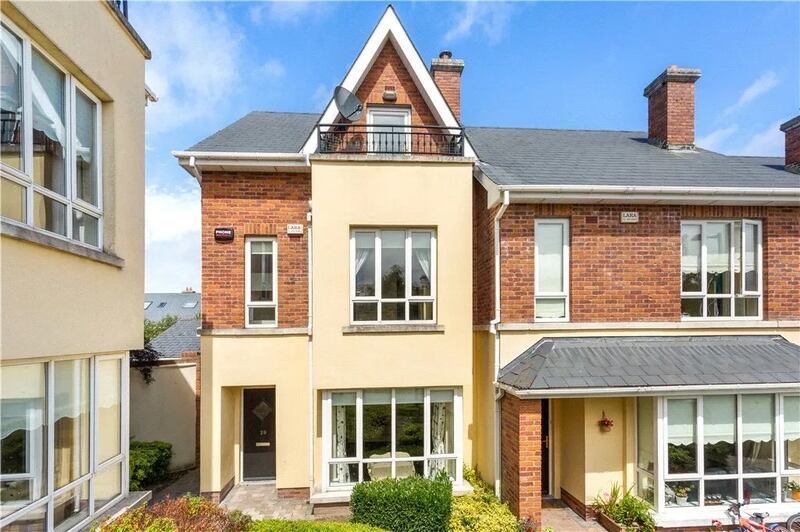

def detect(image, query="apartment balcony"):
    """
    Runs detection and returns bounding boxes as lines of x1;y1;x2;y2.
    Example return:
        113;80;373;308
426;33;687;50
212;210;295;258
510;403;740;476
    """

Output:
317;124;465;156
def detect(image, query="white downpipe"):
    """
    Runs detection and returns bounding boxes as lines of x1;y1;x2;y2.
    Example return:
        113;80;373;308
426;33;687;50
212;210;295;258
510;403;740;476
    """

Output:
188;155;203;182
491;190;510;498
307;204;315;495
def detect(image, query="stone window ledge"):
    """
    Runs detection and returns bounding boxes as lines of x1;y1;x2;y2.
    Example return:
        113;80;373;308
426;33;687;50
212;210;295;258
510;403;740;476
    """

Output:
2;221;124;268
199;327;309;337
495;320;800;332
342;324;445;334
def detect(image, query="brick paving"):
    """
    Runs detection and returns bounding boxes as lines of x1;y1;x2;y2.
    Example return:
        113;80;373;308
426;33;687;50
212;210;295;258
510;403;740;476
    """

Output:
221;484;313;521
542;506;605;531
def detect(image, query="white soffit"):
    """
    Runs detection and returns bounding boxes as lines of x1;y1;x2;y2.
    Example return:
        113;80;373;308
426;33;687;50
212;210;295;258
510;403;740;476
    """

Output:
301;6;475;157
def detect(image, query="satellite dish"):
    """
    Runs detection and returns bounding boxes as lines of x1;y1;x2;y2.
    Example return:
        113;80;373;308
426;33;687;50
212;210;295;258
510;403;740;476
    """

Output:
333;86;363;122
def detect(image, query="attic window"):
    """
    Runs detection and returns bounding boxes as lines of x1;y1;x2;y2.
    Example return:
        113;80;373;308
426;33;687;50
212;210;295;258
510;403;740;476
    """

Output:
182;301;198;309
144;301;152;309
157;302;167;309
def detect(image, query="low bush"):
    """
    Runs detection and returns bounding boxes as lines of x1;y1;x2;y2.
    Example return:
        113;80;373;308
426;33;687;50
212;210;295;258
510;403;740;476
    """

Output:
593;483;655;532
97;495;250;531
129;441;173;491
350;475;452;532
248;520;385;531
451;467;518;532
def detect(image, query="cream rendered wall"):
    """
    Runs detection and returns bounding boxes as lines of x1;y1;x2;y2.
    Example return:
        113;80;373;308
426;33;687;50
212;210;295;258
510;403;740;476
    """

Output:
0;1;145;360
130;364;197;471
555;398;585;501
200;335;309;493
310;159;475;490
473;330;497;483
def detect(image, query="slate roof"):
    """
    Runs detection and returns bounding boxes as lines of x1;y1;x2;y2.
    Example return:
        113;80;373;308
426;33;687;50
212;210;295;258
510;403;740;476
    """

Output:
188;111;319;153
183;112;798;189
497;335;800;391
150;319;200;358
465;127;797;189
144;292;201;321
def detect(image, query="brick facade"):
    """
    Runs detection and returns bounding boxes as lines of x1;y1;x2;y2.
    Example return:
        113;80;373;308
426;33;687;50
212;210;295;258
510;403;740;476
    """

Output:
488;204;800;325
500;394;541;526
782;117;800;173
201;172;311;329
473;180;496;325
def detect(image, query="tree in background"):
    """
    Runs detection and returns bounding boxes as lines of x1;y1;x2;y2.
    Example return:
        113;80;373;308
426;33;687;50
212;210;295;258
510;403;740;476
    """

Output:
132;314;178;384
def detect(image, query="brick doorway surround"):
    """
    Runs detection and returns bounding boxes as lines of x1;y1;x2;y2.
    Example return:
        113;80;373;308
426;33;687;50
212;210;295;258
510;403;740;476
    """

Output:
500;394;542;527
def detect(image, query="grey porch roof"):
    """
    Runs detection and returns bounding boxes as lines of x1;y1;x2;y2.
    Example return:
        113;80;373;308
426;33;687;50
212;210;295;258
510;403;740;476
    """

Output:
466;127;796;189
150;318;201;358
188;111;318;153
497;335;800;391
183;112;797;189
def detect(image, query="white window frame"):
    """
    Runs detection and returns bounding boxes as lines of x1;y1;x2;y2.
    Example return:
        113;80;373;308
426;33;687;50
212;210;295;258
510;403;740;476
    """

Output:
367;107;411;153
680;220;762;320
245;237;278;328
0;354;128;531
534;219;570;322
350;229;436;324
0;19;103;251
321;387;463;492
647;393;800;517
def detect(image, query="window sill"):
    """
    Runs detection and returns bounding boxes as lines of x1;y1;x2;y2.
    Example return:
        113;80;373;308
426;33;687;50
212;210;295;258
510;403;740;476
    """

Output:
653;501;800;527
1;220;124;268
342;324;445;335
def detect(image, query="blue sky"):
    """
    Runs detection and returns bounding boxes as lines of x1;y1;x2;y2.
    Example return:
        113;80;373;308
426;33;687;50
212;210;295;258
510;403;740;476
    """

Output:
131;1;799;292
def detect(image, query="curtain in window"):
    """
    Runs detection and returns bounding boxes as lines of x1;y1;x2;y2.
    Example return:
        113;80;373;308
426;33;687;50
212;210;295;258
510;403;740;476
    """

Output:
31;51;65;149
334;405;349;482
429;390;453;476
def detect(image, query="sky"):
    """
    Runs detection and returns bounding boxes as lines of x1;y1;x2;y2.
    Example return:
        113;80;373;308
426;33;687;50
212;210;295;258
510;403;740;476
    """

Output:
130;0;800;293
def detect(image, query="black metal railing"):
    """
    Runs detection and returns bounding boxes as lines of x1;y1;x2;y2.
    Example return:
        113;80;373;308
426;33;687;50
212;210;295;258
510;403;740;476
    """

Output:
318;124;464;156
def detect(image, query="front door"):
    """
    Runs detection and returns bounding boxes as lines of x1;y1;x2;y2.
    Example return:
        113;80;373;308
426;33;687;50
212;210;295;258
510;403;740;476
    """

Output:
242;388;276;481
541;399;550;495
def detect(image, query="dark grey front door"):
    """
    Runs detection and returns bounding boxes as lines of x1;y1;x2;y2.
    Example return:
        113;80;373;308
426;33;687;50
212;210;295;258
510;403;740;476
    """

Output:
243;388;276;480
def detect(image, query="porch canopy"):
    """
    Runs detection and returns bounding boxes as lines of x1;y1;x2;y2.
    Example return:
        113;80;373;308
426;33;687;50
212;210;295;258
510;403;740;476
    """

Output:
497;335;800;396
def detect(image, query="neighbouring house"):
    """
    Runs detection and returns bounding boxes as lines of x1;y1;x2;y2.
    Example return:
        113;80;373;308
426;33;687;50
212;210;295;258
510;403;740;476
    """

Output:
173;5;800;529
0;1;151;530
144;290;201;324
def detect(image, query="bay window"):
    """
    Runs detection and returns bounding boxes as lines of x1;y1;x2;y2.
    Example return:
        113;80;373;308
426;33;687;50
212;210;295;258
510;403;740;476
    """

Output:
642;393;800;514
0;355;127;530
1;21;103;249
245;237;277;328
534;219;569;321
680;220;762;319
323;388;461;489
350;229;436;323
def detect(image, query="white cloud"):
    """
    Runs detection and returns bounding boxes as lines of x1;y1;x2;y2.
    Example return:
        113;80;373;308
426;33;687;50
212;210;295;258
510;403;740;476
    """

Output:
134;3;243;133
261;58;286;78
723;71;779;116
444;2;513;45
735;121;785;156
144;185;201;292
250;1;319;26
696;125;738;153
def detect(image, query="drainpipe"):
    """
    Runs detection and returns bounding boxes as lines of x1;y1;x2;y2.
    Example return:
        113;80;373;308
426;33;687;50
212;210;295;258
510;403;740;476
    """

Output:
188;155;203;183
490;190;510;498
307;202;315;497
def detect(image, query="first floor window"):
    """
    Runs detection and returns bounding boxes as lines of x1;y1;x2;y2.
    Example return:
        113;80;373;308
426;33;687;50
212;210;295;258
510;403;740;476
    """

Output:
246;237;277;327
0;21;103;249
534;219;569;321
351;229;435;323
643;393;798;512
681;220;762;319
0;355;126;529
324;388;460;489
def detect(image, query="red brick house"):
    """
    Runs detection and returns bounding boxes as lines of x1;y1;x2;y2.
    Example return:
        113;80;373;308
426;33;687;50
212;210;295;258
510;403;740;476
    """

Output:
174;6;800;528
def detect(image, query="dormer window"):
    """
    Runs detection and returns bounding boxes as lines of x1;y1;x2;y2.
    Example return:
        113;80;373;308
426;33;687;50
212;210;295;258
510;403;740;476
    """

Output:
367;108;410;153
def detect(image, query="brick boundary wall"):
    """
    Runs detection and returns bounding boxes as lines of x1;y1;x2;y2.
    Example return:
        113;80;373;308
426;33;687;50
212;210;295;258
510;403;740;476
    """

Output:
500;394;542;526
494;204;799;324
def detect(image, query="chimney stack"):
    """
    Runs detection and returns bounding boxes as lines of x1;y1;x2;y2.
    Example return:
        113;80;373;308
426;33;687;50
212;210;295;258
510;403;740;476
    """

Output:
780;115;800;174
643;65;701;150
431;50;464;122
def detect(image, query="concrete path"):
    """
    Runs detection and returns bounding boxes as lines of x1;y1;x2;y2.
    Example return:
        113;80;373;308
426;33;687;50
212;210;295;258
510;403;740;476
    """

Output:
542;506;605;531
221;483;313;521
151;468;200;503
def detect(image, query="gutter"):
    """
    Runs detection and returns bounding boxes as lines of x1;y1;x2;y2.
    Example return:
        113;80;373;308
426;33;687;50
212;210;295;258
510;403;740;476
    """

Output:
495;381;799;399
173;151;310;183
490;190;510;498
307;203;315;496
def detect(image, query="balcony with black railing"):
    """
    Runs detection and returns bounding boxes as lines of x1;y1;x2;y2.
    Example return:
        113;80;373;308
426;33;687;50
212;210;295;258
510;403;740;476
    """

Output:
317;124;465;156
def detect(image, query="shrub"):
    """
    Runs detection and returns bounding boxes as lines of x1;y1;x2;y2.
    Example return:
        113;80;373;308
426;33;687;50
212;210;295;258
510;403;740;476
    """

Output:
593;483;655;532
97;495;249;531
451;468;517;532
248;521;385;531
350;476;452;532
129;441;173;491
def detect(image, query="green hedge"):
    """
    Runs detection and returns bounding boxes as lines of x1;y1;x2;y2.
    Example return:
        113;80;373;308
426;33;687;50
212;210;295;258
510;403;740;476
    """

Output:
248;521;385;531
350;476;452;532
451;468;518;532
129;440;173;491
